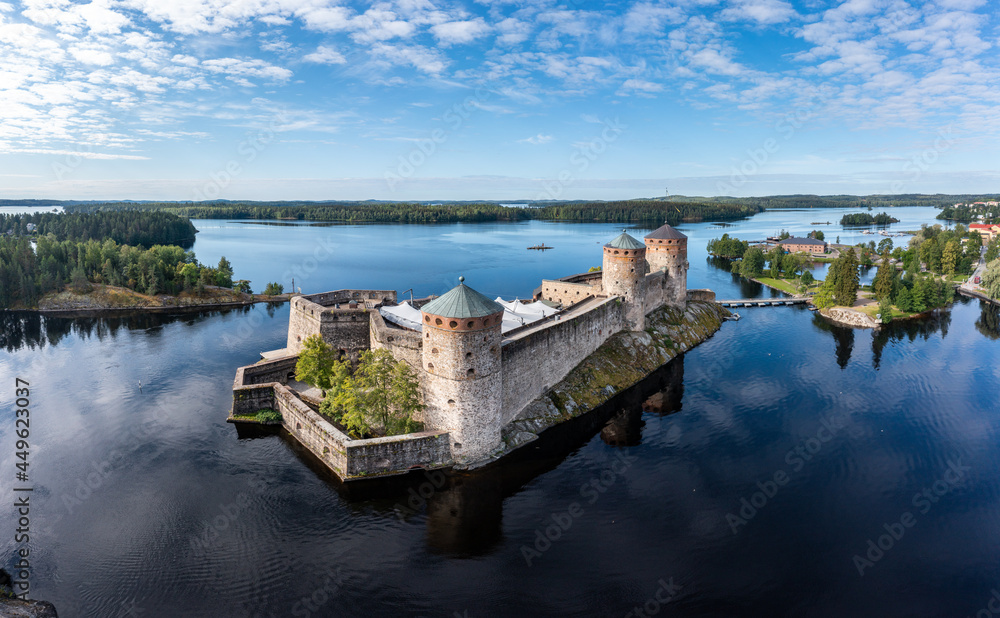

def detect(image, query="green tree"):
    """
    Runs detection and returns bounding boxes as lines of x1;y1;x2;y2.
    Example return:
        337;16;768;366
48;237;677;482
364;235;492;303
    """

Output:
982;259;1000;301
968;231;983;252
800;270;814;286
70;265;91;293
234;279;252;294
872;253;896;301
295;335;341;392
877;238;893;254
986;239;999;263
215;256;234;288
706;233;749;258
941;240;960;275
834;248;860;306
813;278;836;309
766;246;784;278
811;230;825;241
895;286;913;312
739;246;765;278
263;282;284;295
878;297;893;324
331;349;424;438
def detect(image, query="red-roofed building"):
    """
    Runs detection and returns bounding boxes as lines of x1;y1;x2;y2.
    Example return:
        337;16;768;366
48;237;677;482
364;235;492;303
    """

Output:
969;224;1000;242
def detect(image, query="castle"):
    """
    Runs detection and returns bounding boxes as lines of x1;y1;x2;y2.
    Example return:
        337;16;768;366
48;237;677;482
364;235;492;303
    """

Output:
233;225;694;479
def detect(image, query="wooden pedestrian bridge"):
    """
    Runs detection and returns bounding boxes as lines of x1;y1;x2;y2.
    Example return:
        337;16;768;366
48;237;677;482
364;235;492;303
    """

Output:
716;297;810;308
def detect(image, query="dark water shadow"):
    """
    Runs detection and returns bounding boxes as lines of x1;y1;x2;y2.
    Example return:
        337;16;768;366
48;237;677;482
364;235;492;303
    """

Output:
273;355;687;557
0;305;280;353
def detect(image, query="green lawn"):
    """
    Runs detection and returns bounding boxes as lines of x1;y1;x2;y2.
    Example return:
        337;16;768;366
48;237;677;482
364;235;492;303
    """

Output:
755;277;804;295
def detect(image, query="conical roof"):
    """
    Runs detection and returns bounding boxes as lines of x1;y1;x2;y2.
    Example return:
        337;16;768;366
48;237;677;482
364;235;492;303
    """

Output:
645;223;687;240
605;229;645;250
421;277;503;318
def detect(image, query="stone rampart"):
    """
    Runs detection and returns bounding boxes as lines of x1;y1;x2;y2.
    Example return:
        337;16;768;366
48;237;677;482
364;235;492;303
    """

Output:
239;355;299;385
539;280;603;306
287;298;372;359
500;296;624;426
501;301;729;454
687;289;716;302
369;308;424;372
232;358;452;480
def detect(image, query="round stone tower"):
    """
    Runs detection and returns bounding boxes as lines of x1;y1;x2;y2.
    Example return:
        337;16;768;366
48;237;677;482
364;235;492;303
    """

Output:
420;277;504;463
644;223;688;306
602;229;647;331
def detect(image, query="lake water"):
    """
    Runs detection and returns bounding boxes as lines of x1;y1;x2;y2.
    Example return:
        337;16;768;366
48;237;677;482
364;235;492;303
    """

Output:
4;206;1000;617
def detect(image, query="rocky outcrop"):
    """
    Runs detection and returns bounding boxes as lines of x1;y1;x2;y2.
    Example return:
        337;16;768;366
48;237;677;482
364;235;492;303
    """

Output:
0;600;58;618
500;300;728;453
820;307;880;329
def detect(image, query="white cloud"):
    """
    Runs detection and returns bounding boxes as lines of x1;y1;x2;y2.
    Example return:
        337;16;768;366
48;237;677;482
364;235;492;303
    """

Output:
720;0;797;25
431;18;490;45
202;57;293;82
303;45;346;65
619;78;663;94
69;45;114;66
0;147;148;160
519;133;553;144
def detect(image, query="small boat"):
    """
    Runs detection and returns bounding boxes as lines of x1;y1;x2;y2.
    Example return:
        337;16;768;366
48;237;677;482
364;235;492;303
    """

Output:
724;312;741;321
528;244;553;250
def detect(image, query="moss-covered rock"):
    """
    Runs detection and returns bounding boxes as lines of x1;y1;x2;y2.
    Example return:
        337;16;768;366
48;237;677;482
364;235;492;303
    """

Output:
500;301;728;452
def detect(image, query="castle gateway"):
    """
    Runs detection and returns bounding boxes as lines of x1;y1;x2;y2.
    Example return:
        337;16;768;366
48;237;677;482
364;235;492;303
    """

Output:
232;225;711;479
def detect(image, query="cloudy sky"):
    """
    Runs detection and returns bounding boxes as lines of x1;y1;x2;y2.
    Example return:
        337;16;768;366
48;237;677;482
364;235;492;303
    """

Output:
1;0;998;201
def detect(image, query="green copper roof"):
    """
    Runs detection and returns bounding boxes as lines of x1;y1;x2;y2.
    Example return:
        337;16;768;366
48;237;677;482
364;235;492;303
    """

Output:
645;224;687;240
421;277;504;318
605;229;645;250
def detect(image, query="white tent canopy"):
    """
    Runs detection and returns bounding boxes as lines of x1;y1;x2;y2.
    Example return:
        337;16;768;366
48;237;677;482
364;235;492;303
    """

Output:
380;298;556;335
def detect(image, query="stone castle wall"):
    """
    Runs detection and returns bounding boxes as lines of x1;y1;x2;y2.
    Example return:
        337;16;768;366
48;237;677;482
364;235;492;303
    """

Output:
538;280;599;306
232;355;452;479
500;296;624;426
286;290;396;358
369;309;424;373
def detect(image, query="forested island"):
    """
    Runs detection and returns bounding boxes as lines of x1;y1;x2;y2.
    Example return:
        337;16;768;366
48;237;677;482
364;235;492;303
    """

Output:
0;211;281;310
839;212;900;226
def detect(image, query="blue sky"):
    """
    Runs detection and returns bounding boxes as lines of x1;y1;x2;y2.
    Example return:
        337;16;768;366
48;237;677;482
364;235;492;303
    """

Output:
0;0;998;201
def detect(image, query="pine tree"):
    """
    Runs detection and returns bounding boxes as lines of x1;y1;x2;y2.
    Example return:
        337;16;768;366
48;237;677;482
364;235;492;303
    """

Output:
872;252;895;301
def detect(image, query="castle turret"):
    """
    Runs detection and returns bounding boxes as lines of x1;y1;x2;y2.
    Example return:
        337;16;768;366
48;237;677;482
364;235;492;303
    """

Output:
602;229;647;330
420;277;504;462
644;223;688;306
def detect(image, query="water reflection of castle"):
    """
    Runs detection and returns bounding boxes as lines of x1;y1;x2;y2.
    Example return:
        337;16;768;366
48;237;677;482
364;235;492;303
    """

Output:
278;355;688;557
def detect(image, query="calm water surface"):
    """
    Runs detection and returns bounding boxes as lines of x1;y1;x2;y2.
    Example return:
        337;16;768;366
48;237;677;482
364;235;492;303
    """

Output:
3;207;999;617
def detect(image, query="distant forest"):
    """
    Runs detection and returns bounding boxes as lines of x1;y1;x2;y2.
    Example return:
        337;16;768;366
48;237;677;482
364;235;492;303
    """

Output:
60;200;764;225
1;210;197;248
